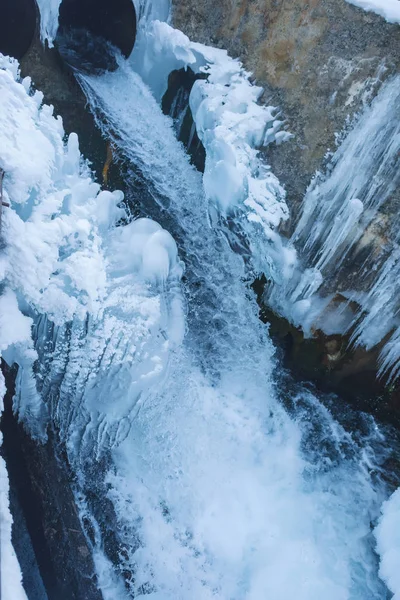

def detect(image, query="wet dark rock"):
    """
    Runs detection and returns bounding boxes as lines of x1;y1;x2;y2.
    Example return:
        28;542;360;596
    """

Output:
1;363;102;600
55;29;121;75
57;0;136;65
253;277;400;425
162;67;207;172
0;0;37;60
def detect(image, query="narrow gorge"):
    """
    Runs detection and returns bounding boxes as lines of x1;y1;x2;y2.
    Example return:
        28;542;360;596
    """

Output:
0;1;399;599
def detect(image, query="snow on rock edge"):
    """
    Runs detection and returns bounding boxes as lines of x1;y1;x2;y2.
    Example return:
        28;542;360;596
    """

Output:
345;0;400;23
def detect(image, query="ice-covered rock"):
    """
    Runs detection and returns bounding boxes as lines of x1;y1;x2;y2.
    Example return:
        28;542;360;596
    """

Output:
0;54;184;446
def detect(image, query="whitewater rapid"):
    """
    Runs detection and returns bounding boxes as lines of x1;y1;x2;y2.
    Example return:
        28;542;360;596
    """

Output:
1;4;399;598
70;59;394;599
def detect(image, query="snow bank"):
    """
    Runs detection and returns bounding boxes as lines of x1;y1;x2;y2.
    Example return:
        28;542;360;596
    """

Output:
375;488;400;598
346;0;400;23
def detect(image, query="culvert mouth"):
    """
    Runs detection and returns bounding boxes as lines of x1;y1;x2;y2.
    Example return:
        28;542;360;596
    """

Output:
0;0;37;60
55;0;136;74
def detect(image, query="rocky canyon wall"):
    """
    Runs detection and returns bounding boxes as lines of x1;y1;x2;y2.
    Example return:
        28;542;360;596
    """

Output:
172;0;399;220
171;0;400;408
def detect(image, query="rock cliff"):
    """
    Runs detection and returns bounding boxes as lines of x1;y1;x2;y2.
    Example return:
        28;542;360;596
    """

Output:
172;0;399;216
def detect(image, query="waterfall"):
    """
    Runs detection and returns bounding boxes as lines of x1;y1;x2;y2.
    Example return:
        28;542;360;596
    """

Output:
60;56;392;598
1;6;400;599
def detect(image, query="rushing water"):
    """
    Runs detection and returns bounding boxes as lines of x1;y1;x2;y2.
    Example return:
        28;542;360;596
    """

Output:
4;2;399;595
32;56;395;599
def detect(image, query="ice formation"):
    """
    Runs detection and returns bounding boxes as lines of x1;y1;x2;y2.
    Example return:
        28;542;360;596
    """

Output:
265;75;400;379
0;52;184;439
72;21;392;598
35;0;62;45
0;53;184;594
0;372;28;600
141;17;400;381
189;44;291;234
346;0;400;23
130;18;292;280
2;1;400;598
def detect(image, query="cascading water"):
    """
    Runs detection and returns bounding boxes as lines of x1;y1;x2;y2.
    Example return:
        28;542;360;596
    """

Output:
34;50;396;599
1;2;400;599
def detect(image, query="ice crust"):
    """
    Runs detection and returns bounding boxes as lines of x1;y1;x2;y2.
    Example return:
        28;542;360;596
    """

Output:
189;45;291;234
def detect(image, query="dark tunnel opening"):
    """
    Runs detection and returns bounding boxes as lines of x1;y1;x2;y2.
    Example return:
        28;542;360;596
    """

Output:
0;0;37;60
56;0;137;74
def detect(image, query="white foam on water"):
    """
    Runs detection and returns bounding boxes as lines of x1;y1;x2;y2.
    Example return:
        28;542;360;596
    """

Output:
2;9;400;598
76;58;392;599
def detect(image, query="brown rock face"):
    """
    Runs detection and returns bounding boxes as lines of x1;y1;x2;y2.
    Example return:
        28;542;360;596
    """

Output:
172;0;400;216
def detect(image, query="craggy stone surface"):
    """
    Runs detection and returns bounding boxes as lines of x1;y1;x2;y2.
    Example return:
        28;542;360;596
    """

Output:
172;0;400;220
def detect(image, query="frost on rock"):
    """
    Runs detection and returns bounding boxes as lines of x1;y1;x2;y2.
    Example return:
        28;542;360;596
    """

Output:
0;54;185;449
345;0;400;23
375;487;400;599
